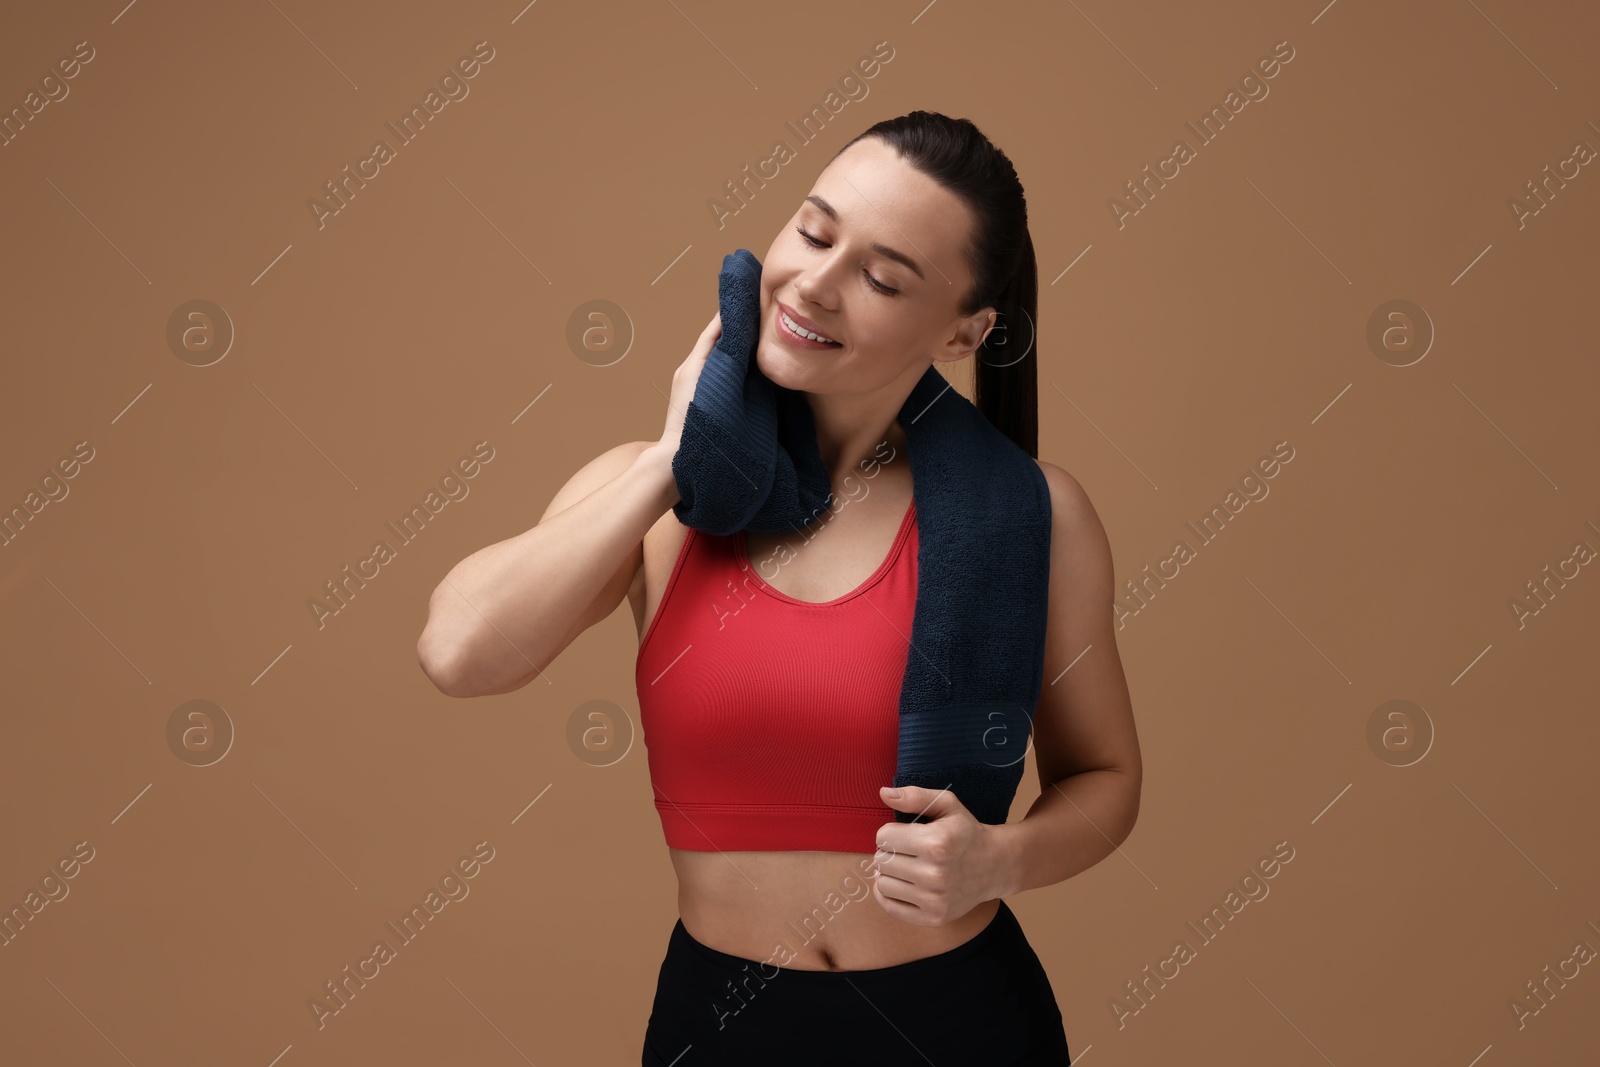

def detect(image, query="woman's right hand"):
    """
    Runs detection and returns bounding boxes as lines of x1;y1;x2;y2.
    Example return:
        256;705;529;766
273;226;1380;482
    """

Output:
654;310;723;460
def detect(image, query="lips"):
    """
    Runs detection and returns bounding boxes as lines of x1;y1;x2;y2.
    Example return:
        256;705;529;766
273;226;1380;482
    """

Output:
777;302;841;346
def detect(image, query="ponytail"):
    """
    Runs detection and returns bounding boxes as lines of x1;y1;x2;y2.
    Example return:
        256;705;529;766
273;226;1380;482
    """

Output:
973;228;1038;459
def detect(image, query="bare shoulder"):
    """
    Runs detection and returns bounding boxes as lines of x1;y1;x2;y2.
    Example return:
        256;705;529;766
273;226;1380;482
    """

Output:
1034;459;1107;544
1033;458;1114;594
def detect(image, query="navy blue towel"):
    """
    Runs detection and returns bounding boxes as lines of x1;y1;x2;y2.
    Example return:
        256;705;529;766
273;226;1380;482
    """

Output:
671;249;1053;826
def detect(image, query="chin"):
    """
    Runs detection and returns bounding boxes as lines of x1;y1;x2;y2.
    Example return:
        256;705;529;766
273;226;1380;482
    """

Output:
766;341;833;395
754;340;799;388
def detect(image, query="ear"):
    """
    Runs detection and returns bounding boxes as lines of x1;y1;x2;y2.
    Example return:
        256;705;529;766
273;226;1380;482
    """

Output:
934;307;997;365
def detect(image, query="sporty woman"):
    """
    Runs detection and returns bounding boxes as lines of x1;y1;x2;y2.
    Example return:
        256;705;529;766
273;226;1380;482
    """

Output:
417;110;1141;1066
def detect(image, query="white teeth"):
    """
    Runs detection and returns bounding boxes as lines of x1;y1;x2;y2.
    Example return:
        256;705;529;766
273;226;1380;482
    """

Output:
781;310;839;345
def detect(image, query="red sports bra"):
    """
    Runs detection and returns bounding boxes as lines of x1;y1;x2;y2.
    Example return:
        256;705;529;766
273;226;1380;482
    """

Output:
635;500;917;854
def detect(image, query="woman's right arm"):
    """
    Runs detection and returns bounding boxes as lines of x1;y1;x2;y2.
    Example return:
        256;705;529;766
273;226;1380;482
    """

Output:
416;310;721;698
415;442;677;697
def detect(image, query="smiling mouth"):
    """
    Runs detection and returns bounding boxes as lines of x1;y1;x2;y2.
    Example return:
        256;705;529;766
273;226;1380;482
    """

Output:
777;308;843;347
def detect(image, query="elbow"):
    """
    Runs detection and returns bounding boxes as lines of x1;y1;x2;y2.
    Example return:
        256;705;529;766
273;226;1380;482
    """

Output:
1089;762;1142;848
1118;765;1142;844
416;626;477;698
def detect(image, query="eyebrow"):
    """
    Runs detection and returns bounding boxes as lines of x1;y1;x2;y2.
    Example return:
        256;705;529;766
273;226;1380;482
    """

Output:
805;195;926;282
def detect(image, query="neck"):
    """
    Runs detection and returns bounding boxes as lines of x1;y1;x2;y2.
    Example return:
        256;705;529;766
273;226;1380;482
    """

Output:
803;364;926;485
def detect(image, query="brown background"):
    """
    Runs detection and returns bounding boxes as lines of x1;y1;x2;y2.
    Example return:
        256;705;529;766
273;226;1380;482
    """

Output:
3;0;1598;1063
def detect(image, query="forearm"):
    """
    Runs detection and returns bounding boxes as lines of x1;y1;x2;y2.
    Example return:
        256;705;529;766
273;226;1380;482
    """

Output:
991;768;1141;898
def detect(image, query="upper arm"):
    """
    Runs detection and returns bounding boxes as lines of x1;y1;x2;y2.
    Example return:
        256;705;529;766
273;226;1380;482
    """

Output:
540;439;658;642
1029;460;1142;795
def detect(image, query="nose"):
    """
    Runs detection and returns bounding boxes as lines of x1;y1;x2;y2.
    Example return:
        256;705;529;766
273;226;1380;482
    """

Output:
794;262;838;312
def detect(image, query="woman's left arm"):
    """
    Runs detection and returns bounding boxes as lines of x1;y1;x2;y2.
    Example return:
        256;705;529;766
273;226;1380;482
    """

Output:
991;459;1143;898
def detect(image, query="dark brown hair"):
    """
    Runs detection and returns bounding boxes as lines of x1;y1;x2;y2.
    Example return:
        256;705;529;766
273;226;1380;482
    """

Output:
834;110;1039;458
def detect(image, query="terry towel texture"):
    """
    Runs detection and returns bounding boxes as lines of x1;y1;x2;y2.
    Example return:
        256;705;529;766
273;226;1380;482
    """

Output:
670;248;1053;826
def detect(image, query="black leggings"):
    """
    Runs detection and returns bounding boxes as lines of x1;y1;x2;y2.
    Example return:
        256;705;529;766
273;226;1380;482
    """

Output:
641;900;1072;1066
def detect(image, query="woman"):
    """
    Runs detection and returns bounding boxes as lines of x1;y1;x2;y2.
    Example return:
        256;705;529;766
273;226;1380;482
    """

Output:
417;111;1141;1065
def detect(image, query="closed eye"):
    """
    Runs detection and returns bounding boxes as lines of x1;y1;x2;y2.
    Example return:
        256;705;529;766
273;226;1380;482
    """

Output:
795;226;898;295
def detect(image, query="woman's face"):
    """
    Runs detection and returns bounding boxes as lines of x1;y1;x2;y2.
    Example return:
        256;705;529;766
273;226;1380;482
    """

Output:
756;136;994;397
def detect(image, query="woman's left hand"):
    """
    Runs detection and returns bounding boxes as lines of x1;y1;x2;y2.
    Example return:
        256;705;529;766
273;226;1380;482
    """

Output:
871;785;1012;926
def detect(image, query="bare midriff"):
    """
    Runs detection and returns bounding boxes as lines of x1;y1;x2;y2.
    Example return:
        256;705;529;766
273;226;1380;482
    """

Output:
669;847;1001;971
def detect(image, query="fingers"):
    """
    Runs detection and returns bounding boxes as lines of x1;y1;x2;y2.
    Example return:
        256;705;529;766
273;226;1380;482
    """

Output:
874;829;913;860
677;315;722;377
700;311;723;344
871;871;931;922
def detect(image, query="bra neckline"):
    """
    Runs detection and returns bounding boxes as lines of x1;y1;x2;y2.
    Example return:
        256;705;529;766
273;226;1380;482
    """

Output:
737;499;916;607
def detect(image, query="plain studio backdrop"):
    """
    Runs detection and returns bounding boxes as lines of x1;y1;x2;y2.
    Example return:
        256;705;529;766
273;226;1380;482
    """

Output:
1;1;1598;1064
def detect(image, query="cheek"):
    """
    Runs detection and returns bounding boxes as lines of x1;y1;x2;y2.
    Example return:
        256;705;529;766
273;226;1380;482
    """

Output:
843;306;908;359
760;239;801;287
762;229;789;268
759;272;789;318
